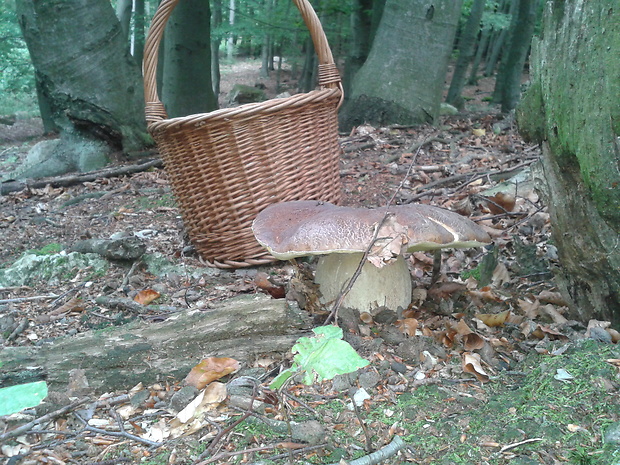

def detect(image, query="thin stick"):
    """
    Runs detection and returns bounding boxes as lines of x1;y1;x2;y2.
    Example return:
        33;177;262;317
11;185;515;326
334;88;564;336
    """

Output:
499;437;543;453
72;411;162;448
0;294;58;304
324;143;424;325
326;435;408;465
0;398;90;443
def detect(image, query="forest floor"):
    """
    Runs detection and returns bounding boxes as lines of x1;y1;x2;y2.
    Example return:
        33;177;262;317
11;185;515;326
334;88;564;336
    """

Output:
0;60;619;465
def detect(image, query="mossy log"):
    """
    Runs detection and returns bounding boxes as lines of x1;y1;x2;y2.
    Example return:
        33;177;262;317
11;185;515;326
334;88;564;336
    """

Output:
0;295;312;392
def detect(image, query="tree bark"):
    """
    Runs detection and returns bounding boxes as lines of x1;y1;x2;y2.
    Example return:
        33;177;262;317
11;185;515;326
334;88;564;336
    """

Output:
445;0;485;108
211;0;223;97
133;0;146;68
16;0;150;155
339;0;462;131
517;0;620;326
342;0;373;98
0;295;312;392
162;0;218;117
494;0;539;112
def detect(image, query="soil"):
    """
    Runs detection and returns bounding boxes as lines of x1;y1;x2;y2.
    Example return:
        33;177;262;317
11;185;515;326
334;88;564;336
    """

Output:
0;61;618;465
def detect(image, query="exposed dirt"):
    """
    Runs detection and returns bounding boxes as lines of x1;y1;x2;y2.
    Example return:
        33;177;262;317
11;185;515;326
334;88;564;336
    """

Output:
0;62;618;465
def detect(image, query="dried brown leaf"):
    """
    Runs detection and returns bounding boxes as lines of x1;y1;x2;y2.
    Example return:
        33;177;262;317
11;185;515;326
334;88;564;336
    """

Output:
536;291;569;307
463;333;485;351
134;289;160;305
185;357;240;389
475;309;511;327
462;352;489;382
395;318;419;337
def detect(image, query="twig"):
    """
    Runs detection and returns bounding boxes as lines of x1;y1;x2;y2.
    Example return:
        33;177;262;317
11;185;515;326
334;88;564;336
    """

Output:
5;318;29;342
350;389;373;453
326;435;409;465
499;437;543;453
72;411;162;448
280;390;318;415
324;142;423;325
0;294;58;304
197;385;258;461
0;398;90;443
197;444;278;464
262;443;328;462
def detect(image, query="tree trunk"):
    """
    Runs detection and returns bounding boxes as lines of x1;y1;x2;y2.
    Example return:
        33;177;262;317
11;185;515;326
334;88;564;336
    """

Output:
162;0;218;117
298;37;316;93
445;0;486;108
494;0;539;112
0;295;312;392
339;0;462;131
467;25;490;85
115;0;132;45
15;0;150;180
227;0;235;60
211;0;222;97
517;0;620;326
342;0;373;98
133;0;146;68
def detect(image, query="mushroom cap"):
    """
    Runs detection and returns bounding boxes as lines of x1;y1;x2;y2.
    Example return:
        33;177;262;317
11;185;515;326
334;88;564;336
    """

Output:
252;200;491;260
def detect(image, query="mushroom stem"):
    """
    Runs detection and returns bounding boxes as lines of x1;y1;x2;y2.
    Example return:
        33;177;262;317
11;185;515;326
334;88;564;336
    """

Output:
314;253;413;315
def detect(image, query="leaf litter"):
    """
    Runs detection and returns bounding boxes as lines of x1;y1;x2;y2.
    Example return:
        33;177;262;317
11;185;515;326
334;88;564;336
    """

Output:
1;104;619;463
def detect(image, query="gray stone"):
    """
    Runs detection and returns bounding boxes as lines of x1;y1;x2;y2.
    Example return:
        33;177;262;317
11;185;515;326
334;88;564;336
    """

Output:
358;370;381;390
589;327;613;343
227;84;266;104
291;420;326;445
0;252;109;287
168;386;199;412
604;421;620;445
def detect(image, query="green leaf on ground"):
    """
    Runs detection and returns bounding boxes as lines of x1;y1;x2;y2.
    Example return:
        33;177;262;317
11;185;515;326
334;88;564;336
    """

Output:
0;381;48;416
271;325;369;389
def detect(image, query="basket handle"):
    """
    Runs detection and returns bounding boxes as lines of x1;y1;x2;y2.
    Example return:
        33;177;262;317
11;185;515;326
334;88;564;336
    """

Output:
143;0;343;124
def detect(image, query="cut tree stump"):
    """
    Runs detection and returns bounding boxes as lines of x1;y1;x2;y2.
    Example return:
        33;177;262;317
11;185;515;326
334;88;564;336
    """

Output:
1;294;312;392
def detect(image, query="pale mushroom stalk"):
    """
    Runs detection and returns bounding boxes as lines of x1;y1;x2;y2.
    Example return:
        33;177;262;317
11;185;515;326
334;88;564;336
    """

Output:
252;201;491;316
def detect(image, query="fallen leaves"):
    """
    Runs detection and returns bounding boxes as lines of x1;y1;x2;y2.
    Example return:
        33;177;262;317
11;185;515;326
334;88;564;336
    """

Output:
185;357;240;390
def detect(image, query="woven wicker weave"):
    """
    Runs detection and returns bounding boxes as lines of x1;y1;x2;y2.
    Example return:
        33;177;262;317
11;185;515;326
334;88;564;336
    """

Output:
143;0;343;268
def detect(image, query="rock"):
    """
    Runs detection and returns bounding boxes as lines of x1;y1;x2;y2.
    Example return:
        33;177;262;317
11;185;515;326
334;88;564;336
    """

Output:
227;84;267;104
391;361;407;374
604;421;620;445
70;236;146;261
0;252;109;287
291;420;325;445
358;370;381;390
169;386;199;412
7;133;111;181
439;102;459;115
588;327;613;343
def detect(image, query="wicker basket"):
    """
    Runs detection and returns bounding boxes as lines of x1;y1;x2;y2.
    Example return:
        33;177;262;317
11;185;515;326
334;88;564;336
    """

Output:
143;0;343;268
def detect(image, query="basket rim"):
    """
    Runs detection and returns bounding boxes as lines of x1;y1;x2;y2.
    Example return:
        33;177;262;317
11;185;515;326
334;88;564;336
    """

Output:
147;87;341;131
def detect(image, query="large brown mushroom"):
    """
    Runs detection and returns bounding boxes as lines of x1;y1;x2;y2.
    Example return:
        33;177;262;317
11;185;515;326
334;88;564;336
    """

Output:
252;200;491;314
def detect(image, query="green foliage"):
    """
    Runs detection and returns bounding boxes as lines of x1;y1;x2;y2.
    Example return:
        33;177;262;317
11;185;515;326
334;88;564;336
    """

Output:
0;0;36;101
28;243;64;256
270;325;369;389
0;380;48;416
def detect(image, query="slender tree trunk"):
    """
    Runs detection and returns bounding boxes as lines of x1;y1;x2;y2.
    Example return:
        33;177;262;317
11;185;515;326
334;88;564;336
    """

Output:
517;0;620;325
468;25;490;85
484;0;513;76
227;0;235;60
494;0;539;112
298;37;316;93
162;0;217;117
211;0;222;97
342;0;373;98
133;0;146;68
445;0;486;108
115;0;132;45
340;0;462;130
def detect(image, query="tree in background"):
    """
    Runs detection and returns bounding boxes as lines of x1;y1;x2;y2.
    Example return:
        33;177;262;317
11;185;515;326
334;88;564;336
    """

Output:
445;0;486;109
161;0;218;117
517;0;620;325
493;0;540;112
13;0;151;180
339;0;462;130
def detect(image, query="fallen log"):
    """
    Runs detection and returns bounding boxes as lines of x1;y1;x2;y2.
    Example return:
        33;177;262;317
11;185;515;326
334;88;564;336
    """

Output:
1;294;312;392
0;156;162;195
